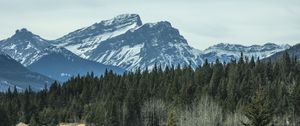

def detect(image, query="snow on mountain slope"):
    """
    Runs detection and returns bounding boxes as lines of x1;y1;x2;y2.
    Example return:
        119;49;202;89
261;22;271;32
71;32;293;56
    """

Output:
0;28;52;66
88;21;203;70
53;14;143;58
202;43;291;63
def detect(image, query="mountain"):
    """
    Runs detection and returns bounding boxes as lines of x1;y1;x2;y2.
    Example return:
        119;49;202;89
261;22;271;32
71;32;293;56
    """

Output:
0;28;52;66
1;14;291;72
27;47;124;81
265;43;300;61
88;21;202;70
54;14;202;70
53;14;143;58
0;29;125;81
53;14;289;71
0;52;54;91
202;43;291;63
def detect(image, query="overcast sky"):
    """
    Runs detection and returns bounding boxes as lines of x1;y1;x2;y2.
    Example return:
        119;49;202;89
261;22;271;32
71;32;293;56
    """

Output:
0;0;299;50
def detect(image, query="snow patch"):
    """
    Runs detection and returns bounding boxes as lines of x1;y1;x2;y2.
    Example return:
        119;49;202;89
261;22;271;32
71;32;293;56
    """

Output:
60;73;71;77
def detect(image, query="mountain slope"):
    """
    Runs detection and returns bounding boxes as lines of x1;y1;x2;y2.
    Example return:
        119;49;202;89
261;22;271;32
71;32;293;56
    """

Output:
27;47;124;81
0;52;54;91
53;14;142;58
265;43;300;61
88;21;203;70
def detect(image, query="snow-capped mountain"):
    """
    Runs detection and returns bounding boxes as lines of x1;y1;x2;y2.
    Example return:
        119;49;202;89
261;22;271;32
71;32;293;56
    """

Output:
0;14;292;73
53;14;203;70
0;52;54;91
202;43;291;63
53;14;142;58
0;29;124;82
88;21;203;70
0;28;53;66
53;14;290;71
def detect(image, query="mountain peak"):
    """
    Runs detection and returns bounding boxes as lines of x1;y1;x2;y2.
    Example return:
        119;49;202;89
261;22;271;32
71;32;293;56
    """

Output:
101;14;142;26
203;42;291;63
212;43;232;47
53;14;144;57
14;28;34;38
263;42;291;49
114;14;140;20
209;42;290;51
16;28;28;33
0;28;52;66
145;21;172;28
263;42;277;46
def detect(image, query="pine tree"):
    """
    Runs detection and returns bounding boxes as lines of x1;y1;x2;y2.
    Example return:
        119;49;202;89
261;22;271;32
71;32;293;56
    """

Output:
281;51;291;76
19;88;31;124
242;88;273;126
209;58;223;97
239;52;245;65
249;56;255;68
124;89;142;126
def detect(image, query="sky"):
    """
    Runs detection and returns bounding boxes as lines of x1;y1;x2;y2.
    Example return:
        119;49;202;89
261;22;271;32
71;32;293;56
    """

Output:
0;0;299;50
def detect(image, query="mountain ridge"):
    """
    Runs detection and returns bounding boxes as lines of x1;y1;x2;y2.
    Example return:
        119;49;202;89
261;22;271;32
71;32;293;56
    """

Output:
52;14;291;70
265;43;300;61
0;28;125;82
53;14;143;58
202;42;291;63
0;14;293;72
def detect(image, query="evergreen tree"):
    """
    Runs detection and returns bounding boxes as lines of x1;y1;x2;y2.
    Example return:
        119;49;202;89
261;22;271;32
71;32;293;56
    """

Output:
249;56;255;68
209;58;223;97
124;89;142;126
242;88;273;126
281;51;291;76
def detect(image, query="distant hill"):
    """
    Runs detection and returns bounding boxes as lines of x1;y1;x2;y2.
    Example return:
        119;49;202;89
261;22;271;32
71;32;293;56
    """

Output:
0;52;53;91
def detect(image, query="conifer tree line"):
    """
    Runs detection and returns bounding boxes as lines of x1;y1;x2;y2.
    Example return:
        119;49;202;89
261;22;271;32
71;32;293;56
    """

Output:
0;52;299;126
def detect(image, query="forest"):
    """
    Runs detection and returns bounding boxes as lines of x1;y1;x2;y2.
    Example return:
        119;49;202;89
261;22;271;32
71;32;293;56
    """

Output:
0;52;299;126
